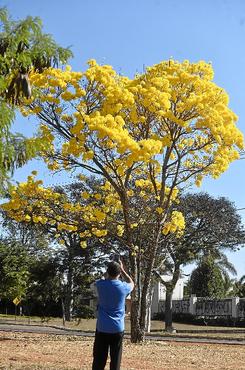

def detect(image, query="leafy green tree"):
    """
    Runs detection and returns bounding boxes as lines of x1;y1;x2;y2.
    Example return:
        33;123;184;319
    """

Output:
28;237;104;320
26;254;62;317
0;240;29;300
188;254;237;298
0;8;72;193
0;210;49;256
0;210;50;309
154;192;245;331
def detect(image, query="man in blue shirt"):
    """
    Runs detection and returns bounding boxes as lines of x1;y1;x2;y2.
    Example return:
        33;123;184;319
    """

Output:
92;259;134;370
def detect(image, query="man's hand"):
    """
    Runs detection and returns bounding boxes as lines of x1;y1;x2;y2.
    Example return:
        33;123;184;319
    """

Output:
119;259;124;271
119;259;134;289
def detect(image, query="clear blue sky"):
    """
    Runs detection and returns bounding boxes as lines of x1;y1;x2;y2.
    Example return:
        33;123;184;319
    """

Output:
3;0;245;278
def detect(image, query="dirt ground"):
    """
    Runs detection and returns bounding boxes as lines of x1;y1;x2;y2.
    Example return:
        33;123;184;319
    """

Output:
0;331;244;370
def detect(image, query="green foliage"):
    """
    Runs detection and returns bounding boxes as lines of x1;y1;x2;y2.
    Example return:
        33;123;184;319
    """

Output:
156;192;244;328
0;193;105;318
158;192;245;277
73;305;95;319
26;255;61;312
0;8;72;194
0;241;30;300
0;8;72;101
188;256;232;298
176;193;245;263
230;276;245;298
0;210;49;255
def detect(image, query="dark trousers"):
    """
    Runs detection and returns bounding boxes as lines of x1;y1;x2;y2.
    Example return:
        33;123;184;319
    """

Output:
92;330;124;370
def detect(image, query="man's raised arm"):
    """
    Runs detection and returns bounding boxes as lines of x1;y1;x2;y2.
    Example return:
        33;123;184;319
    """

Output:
119;260;134;290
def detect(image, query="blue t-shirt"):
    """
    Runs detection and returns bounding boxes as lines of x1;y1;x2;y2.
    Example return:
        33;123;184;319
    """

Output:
96;279;132;333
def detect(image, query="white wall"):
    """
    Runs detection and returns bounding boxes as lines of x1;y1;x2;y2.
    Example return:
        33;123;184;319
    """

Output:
158;275;184;300
151;275;184;317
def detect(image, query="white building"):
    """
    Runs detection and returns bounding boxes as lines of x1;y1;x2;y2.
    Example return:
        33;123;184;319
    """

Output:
151;275;184;317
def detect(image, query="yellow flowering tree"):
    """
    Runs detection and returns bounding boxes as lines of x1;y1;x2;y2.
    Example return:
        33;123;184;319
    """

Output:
2;175;113;320
3;59;244;342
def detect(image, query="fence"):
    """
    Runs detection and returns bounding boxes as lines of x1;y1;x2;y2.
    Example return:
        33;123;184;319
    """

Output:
158;297;245;319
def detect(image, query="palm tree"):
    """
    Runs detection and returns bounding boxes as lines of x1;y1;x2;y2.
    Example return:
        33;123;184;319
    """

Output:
230;276;245;298
214;252;237;281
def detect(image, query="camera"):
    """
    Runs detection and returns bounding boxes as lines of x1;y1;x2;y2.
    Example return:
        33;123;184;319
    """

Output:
113;254;120;263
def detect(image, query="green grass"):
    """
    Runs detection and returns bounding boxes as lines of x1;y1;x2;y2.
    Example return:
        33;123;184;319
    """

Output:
1;314;245;337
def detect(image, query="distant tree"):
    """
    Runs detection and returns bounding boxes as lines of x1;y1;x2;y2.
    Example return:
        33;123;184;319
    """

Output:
230;275;245;298
188;253;237;298
0;210;51;310
0;210;49;256
26;254;62;317
155;192;245;331
0;240;29;300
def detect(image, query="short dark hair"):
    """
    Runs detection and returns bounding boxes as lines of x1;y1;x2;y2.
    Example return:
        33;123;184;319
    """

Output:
107;261;121;278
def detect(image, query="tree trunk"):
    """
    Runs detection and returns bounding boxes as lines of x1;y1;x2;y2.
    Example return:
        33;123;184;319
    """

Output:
146;302;151;333
131;283;154;341
129;254;144;343
165;287;174;332
122;197;163;342
163;267;180;332
138;239;161;339
61;298;66;326
120;195;145;342
64;259;74;321
64;287;73;321
130;298;144;343
139;273;151;337
130;261;157;340
146;284;155;333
